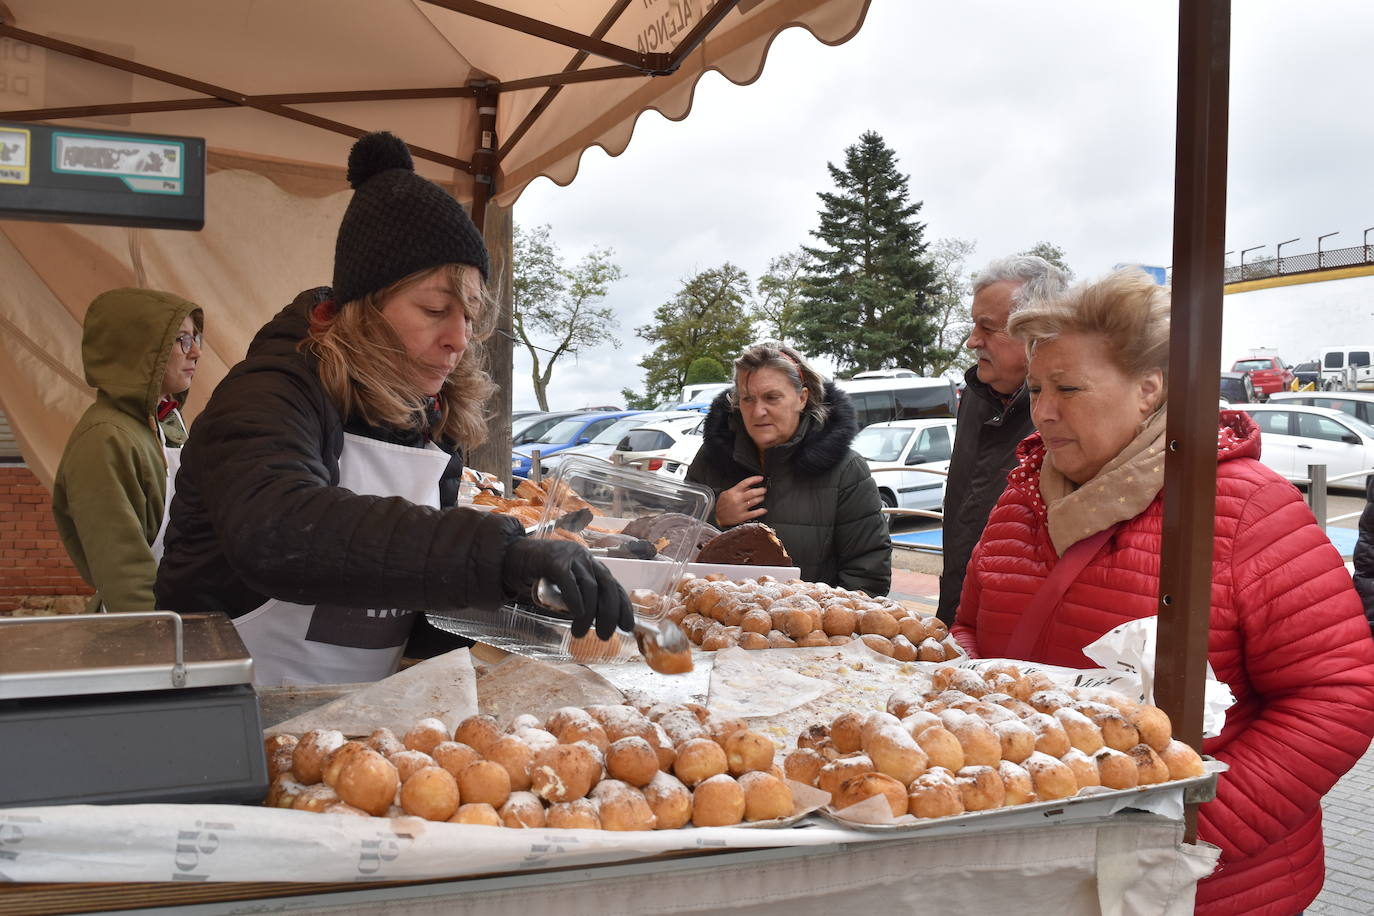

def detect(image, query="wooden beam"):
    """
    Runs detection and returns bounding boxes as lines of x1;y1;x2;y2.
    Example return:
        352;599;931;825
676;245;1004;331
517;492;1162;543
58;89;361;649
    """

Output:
1156;0;1231;846
666;0;743;68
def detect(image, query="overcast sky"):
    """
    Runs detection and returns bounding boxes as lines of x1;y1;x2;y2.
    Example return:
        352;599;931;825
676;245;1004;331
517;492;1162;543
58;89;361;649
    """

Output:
510;0;1374;412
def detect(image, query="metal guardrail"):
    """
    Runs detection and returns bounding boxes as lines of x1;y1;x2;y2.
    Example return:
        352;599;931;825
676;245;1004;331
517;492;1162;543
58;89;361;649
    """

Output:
1300;462;1373;529
1221;242;1374;284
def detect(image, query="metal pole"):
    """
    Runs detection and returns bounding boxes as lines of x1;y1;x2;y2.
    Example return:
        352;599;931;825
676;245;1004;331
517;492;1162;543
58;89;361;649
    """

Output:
1364;227;1374;264
1275;237;1300;275
1308;464;1328;529
1157;0;1230;847
1317;232;1339;270
1240;245;1263;280
530;450;542;484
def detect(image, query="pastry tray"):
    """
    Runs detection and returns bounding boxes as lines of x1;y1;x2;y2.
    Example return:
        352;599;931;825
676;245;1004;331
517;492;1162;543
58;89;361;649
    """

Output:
819;761;1223;834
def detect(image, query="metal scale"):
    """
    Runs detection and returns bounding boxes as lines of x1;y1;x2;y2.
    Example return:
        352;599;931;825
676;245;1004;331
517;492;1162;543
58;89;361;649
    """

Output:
0;612;267;807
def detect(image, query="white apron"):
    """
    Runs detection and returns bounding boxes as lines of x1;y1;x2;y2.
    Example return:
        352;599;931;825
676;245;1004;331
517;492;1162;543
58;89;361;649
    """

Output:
232;432;451;687
150;409;187;565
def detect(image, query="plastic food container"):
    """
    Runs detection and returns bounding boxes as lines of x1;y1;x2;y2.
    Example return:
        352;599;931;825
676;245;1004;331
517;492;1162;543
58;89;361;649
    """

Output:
428;456;714;662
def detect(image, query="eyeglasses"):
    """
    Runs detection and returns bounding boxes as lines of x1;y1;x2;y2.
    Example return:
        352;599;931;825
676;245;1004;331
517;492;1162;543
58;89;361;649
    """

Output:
175;331;203;355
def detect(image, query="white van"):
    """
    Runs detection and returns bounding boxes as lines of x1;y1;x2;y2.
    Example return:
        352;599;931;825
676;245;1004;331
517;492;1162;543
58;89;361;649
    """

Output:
834;376;959;427
1319;346;1374;390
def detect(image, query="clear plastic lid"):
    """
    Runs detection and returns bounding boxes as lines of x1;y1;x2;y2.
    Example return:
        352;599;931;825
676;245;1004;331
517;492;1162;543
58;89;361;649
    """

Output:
428;456;714;663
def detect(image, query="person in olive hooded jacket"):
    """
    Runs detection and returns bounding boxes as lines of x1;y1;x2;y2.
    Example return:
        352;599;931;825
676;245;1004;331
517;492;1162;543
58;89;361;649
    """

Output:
52;287;204;612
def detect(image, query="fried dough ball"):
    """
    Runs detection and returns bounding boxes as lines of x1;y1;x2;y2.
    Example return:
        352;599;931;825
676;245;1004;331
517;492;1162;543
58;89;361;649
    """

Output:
1022;712;1072;758
336;748;400;816
400;766;460;821
657;709;707;746
292;783;341;812
568;630;625;663
916;638;946;662
515;726;559;754
652;724;677;771
292;729;346;785
955;765;1006;811
321;740;371;788
500;790;548;828
890;634;919;662
1128;743;1171;785
830;711;868;754
859;609;899;638
389;749;439;784
738;631;771;650
1060;749;1102;789
450;802;501;826
1029;689;1077;715
828;635;853;646
507;713;544;734
403;718;450;756
1126;705;1173;752
458;760;512;809
739;771;794;822
365;728;405;758
998;760;1036;805
924;617;950;640
774;607;812;639
796;723;831;752
767;630;798;648
939;710;1001;767
740;609;772;634
708;717;749;744
822;604;858;636
530;743;600;803
897;615;929;645
914;725;965;772
606;736;659;787
557;718;610;753
265;773;306;808
724;729;776;776
796;629;830;647
988;718;1035;764
453;715;502;756
833;772;907;818
322;802;370;817
673;737;728;787
783;748;826;786
692;774;746;827
908;768;965;819
1093;747;1140;790
866;725;929;786
594;706;655;744
643;771;693;829
545;798;601;830
817;755;875;798
1160;740;1206;780
1054;708;1106;755
265;735;298;782
859;711;903;748
1023;751;1078;801
860;634;896;657
546;706;593;737
899;709;942;738
486;735;535;791
431;741;483;778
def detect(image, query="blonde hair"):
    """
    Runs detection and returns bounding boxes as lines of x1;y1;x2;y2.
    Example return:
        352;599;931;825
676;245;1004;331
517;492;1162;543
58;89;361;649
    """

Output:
729;342;829;425
1007;268;1171;396
305;263;497;448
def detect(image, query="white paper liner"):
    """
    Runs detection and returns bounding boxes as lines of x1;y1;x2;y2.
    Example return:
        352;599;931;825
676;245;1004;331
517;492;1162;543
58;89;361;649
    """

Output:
264;649;478;738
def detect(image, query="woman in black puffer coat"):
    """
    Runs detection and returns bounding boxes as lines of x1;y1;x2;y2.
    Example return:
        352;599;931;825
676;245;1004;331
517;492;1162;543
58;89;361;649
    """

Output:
686;344;891;596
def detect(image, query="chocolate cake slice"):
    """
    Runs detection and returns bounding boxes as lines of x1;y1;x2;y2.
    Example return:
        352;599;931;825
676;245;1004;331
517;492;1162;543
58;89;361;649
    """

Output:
694;522;794;567
622;512;720;561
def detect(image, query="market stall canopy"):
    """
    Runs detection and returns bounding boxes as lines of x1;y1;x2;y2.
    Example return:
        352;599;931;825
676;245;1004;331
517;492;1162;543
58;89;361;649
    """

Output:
0;0;871;487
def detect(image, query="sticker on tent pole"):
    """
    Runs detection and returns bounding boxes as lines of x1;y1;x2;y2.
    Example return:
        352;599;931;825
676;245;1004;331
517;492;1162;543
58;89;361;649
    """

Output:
0;126;30;185
51;132;185;195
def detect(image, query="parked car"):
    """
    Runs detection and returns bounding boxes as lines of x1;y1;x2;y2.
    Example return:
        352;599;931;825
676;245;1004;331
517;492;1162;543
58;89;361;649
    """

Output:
512;407;624;445
1218;371;1256;405
614;415;706;478
512;411;643;478
834;376;959;427
1240;403;1374;491
851;418;957;518
1267;391;1374;426
851;368;918;379
1230;356;1293;398
1319;345;1374;390
1290;361;1321;389
539;410;700;473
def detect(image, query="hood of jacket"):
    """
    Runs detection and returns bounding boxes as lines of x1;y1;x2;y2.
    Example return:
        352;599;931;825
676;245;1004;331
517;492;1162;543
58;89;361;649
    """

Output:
700;380;860;477
82;287;202;419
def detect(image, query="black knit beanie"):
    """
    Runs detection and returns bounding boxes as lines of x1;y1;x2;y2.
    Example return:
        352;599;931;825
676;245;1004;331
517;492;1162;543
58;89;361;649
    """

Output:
331;131;489;306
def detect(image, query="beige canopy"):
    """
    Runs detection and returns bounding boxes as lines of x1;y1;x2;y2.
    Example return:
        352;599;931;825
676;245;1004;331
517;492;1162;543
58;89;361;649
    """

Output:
0;0;870;486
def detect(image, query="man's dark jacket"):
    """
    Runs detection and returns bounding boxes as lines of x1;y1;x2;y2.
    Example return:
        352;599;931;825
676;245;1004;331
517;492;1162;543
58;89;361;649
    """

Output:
1353;473;1374;637
937;366;1034;624
685;383;891;596
155;289;524;654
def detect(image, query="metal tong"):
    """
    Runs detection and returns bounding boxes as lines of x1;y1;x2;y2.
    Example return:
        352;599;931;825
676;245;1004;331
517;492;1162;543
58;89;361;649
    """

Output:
534;578;692;669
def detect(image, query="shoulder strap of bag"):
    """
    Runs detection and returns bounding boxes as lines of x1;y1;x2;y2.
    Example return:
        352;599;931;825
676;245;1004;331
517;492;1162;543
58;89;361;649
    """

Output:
1004;523;1122;660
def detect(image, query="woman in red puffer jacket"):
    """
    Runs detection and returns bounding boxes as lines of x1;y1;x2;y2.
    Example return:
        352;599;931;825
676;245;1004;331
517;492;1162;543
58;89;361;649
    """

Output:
953;270;1374;916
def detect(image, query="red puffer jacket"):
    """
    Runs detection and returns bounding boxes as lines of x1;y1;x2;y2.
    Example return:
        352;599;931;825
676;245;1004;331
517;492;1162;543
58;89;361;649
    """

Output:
953;411;1374;916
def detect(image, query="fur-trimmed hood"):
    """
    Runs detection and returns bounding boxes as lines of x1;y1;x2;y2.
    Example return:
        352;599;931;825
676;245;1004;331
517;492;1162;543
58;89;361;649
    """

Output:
699;380;861;477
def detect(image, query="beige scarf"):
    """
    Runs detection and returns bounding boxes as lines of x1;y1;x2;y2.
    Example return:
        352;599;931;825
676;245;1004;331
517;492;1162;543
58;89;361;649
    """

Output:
1039;408;1168;556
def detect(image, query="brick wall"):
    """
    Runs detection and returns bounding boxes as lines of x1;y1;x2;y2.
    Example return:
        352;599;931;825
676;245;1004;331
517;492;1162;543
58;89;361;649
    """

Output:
0;466;94;612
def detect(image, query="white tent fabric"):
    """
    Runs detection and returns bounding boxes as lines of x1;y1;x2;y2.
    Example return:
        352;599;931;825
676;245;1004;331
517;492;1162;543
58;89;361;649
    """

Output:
0;0;870;486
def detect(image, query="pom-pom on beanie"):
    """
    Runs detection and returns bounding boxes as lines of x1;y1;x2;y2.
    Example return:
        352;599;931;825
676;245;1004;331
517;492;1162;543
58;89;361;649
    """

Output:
331;131;489;306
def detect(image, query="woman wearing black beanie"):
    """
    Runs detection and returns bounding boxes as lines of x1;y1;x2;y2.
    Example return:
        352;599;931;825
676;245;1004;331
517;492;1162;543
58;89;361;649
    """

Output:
155;132;632;686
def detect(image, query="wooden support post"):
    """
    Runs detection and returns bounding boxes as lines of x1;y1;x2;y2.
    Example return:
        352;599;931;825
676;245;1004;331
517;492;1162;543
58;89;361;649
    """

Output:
1155;0;1231;846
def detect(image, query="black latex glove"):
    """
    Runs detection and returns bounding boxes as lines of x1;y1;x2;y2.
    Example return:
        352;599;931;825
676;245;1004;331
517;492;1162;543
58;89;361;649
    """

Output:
501;538;634;639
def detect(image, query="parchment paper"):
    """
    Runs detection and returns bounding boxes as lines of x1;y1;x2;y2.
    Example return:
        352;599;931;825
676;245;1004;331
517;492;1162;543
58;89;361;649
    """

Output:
474;654;625;726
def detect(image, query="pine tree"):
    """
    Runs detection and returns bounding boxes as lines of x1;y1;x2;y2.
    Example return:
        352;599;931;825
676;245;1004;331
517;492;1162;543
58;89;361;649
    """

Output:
795;131;941;375
634;264;755;405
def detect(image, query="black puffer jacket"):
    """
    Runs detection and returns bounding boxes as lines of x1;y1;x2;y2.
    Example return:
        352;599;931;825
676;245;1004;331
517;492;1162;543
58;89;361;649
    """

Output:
1353;472;1374;637
155;289;524;648
685;383;891;595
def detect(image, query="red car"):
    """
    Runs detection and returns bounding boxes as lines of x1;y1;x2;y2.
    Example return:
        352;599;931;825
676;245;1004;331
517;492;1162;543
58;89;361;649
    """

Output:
1230;356;1294;397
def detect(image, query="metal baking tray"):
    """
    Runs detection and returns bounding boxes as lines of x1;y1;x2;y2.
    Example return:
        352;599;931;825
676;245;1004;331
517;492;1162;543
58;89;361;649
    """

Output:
819;762;1223;834
0;611;253;699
